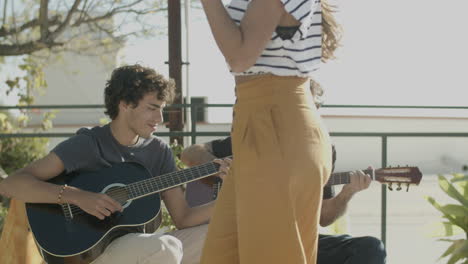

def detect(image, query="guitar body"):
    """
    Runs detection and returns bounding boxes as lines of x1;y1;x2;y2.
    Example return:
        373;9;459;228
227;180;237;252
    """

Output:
26;162;162;264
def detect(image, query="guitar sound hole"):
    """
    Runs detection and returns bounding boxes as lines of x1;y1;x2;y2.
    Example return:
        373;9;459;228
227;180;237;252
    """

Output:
103;184;131;208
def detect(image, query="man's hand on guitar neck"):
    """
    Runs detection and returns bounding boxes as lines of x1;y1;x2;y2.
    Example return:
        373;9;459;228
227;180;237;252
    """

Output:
341;167;373;198
213;158;232;180
181;142;229;182
320;167;373;227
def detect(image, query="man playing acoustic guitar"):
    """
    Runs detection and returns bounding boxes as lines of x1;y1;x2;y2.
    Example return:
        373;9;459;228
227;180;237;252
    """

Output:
0;64;230;264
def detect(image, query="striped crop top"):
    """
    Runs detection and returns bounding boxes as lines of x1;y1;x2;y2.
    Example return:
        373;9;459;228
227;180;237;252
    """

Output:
226;0;322;77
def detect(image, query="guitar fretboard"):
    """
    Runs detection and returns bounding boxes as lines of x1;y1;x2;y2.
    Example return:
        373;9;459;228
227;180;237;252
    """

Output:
126;161;222;200
326;169;373;186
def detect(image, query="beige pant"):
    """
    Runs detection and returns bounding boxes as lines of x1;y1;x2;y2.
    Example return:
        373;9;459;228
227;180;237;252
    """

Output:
201;75;332;264
92;224;208;264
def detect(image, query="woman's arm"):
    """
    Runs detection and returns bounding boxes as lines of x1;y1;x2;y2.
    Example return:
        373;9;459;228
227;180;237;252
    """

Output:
200;0;288;72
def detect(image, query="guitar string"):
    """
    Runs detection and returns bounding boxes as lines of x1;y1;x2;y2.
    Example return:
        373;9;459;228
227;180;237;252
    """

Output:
66;162;218;215
68;162;334;215
67;162;225;215
66;166;391;216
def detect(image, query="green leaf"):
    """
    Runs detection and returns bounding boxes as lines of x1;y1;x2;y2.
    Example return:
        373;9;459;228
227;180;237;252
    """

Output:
425;196;467;233
426;196;446;215
41;119;53;130
5;79;19;89
424;221;463;237
441;204;468;217
452;175;468;199
16;114;30;127
440;240;463;259
99;118;111;125
0;113;8;123
438;175;468;208
447;240;468;264
451;174;468;183
438;238;458;243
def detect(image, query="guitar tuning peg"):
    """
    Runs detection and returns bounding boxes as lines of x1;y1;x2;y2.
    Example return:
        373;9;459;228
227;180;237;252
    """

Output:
388;183;393;191
397;183;402;191
406;183;410;192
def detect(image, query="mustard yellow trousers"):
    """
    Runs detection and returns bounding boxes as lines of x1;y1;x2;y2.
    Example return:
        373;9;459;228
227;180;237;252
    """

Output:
201;75;332;264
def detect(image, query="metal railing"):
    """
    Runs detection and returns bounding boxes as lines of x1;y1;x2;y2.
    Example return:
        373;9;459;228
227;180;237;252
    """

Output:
1;103;468;245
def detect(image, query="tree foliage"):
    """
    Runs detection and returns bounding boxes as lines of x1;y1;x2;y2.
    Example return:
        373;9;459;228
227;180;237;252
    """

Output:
0;111;55;174
0;0;168;57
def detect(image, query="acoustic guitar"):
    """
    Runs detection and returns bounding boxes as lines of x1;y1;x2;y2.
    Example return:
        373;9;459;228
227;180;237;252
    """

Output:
26;159;224;264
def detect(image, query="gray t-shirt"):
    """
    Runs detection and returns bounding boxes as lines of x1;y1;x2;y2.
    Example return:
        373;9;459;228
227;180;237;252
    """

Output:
52;124;176;178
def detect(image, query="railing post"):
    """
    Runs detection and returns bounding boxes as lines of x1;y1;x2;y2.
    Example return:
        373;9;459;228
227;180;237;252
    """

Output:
381;136;388;246
191;104;197;145
168;0;184;145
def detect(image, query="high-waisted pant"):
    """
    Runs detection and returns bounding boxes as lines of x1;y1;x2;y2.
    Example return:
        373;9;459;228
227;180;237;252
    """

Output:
201;75;332;264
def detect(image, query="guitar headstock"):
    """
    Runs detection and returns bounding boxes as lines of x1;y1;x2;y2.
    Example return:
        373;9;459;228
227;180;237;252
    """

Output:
374;166;423;192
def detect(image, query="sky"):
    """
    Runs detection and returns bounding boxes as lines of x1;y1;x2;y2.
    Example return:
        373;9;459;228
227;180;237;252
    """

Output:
3;0;467;123
118;0;468;122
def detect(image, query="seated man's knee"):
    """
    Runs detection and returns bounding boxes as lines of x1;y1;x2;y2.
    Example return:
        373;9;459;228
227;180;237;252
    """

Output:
157;235;184;263
92;233;183;264
356;236;386;263
139;234;183;264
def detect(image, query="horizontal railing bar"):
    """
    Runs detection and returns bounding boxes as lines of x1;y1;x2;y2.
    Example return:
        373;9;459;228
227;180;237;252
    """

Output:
330;132;468;137
0;131;231;138
1;104;468;110
0;104;234;110
2;132;467;138
322;105;468;109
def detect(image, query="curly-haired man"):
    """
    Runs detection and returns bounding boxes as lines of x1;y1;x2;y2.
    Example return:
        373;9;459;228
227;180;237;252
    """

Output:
0;64;230;264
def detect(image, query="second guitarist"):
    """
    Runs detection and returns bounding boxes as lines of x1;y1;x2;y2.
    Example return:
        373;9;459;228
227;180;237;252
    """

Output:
0;65;230;264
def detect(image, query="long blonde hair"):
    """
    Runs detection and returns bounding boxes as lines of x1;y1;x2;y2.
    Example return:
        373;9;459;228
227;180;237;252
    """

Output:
321;0;343;62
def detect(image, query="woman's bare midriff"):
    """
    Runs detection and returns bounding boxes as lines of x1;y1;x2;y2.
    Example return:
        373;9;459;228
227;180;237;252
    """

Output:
234;74;269;85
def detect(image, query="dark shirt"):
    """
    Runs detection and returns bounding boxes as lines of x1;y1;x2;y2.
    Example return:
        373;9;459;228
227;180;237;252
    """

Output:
52;124;176;177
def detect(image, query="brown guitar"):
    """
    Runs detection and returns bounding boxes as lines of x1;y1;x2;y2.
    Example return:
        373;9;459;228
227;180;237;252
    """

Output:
325;166;423;191
203;166;423;199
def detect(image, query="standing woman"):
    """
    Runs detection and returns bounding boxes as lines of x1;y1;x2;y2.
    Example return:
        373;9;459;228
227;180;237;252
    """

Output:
200;0;339;263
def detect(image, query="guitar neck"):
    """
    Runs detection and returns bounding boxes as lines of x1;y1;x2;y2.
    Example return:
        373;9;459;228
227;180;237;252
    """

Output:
126;161;221;200
326;168;373;186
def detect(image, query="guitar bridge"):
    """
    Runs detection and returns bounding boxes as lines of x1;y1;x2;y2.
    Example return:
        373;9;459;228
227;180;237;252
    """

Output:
61;203;74;221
